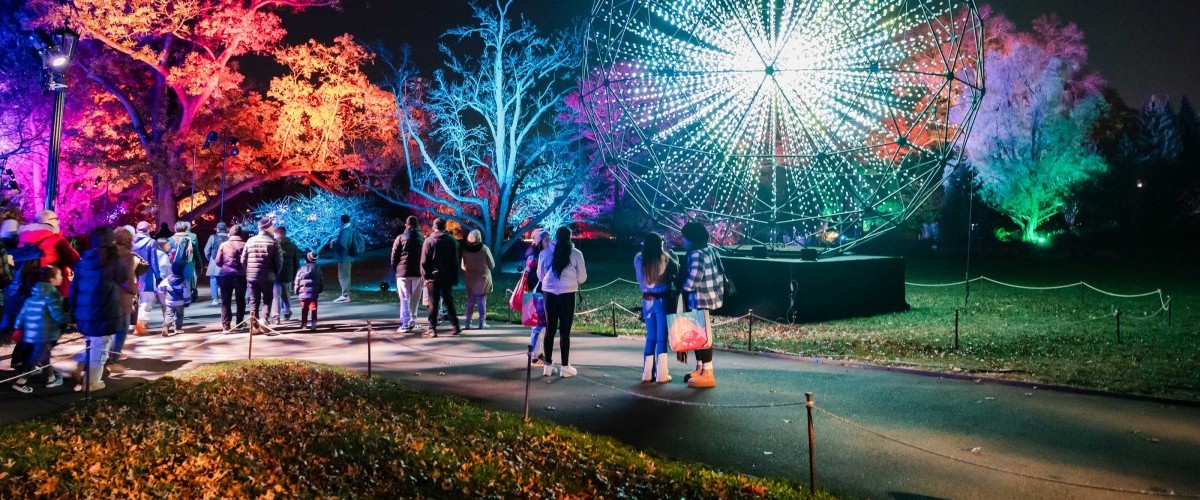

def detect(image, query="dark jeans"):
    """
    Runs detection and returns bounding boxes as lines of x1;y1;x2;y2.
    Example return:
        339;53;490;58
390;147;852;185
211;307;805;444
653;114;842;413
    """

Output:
543;291;576;366
248;280;274;326
424;279;459;331
218;275;247;329
27;341;56;383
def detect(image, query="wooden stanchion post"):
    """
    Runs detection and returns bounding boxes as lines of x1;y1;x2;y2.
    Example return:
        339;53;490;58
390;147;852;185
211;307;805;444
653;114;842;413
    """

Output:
748;309;754;352
524;344;533;423
806;392;816;495
84;338;91;402
367;321;373;378
954;308;960;350
610;301;617;336
1115;309;1122;344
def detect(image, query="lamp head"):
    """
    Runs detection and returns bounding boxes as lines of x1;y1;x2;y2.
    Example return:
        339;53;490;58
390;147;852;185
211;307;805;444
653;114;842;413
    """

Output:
203;131;218;148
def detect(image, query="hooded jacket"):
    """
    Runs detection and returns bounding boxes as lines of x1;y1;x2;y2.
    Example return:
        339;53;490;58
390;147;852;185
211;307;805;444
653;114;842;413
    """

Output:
460;242;495;295
18;223;80;297
536;241;588;294
204;231;229;276
132;232;163;292
391;227;424;278
214;235;247;276
70;244;128;337
293;262;325;301
18;282;65;344
420;230;459;285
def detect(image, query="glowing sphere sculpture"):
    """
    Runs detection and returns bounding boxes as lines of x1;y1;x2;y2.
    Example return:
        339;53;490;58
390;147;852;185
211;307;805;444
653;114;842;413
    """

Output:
582;0;984;251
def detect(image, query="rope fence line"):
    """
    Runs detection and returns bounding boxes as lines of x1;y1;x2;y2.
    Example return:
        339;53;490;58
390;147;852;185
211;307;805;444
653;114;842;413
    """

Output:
815;406;1200;498
577;278;639;293
906;276;1165;303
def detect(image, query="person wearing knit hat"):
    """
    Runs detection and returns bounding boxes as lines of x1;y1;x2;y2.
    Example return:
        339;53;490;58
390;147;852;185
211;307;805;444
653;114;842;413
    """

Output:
391;215;425;333
241;217;280;334
293;251;324;330
203;222;230;306
18;210;80;298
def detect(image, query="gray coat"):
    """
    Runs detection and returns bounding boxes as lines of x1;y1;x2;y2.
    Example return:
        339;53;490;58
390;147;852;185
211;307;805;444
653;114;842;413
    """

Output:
241;232;281;284
460;242;494;295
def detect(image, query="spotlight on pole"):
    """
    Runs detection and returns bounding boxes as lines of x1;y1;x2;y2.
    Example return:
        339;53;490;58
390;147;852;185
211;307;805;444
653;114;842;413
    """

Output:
204;131;218;148
29;25;79;211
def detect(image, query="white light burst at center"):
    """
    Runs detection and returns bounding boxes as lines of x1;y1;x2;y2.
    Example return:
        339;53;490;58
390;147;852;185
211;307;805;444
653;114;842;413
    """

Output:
582;0;984;251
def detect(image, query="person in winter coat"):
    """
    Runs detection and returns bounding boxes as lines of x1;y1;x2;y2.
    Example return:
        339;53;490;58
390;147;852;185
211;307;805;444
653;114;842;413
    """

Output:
270;225;299;325
524;229;549;365
241;218;280;334
107;227;141;374
71;226;133;393
390;216;424;333
18;210;80;298
328;214;364;303
11;266;66;393
293;252;324;330
635;232;679;384
168;221;199;299
214;225;248;333
131;222;163;335
460;229;495;330
536;226;588;378
157;269;190;337
204;222;230;305
420;218;461;337
675;222;726;389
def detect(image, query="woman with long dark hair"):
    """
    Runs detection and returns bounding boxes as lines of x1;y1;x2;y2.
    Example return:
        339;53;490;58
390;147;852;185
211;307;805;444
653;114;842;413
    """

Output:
635;232;678;383
536;226;587;377
676;222;726;388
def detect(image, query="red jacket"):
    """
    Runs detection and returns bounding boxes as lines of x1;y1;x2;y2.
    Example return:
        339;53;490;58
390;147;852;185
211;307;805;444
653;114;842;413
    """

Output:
19;224;81;297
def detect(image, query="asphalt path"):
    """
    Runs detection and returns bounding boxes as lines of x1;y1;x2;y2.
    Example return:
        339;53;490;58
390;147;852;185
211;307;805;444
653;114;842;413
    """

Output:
3;298;1199;499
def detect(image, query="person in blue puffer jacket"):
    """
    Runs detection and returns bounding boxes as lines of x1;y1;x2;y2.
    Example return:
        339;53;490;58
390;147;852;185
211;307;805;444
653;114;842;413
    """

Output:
12;266;66;393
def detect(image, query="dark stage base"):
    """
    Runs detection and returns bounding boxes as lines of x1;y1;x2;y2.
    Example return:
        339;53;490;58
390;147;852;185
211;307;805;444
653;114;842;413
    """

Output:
717;252;908;323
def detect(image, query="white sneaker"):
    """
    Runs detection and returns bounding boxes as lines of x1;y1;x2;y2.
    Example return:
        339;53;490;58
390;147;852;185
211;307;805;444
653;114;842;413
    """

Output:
560;365;577;378
542;364;555;377
333;296;350;303
210;299;218;306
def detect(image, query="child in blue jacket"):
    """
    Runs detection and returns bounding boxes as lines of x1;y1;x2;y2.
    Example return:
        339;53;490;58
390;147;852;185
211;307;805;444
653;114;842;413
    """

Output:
157;265;190;337
12;266;66;393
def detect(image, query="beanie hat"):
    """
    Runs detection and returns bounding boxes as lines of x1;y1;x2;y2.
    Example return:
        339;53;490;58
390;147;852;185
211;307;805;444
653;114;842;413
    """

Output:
258;217;273;232
306;252;318;263
216;222;228;232
35;210;60;233
136;221;151;232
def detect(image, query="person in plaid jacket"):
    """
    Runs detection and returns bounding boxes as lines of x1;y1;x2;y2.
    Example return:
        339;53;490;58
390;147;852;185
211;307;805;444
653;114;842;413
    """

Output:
676;222;725;388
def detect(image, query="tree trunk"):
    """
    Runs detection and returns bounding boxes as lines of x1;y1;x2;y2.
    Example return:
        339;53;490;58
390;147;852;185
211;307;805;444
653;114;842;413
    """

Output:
154;171;177;227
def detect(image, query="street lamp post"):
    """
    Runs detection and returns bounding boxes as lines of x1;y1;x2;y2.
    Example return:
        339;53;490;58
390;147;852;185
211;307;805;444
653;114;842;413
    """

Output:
29;27;79;212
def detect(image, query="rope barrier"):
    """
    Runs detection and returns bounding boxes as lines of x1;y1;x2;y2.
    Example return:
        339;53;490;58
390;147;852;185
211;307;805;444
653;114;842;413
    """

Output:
577;278;639;293
576;372;810;408
711;314;751;328
815;406;1200;498
904;276;1165;303
1;364;52;385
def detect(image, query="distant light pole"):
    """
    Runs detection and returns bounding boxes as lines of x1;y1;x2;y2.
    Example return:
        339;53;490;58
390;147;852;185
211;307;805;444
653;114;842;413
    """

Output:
28;26;79;212
203;131;239;223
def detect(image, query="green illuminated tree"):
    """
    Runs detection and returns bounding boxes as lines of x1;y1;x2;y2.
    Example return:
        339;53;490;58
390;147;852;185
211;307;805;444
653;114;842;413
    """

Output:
964;17;1108;243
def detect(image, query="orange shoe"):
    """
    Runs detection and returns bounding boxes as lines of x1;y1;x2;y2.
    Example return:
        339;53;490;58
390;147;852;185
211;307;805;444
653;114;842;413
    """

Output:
682;366;702;382
133;323;148;336
687;369;716;389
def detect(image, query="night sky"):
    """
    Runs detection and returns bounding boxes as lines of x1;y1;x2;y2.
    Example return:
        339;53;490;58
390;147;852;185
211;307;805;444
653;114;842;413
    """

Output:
282;0;1199;107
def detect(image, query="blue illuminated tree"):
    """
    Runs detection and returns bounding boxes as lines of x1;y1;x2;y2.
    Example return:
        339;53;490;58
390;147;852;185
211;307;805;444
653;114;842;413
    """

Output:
368;1;595;256
244;190;387;255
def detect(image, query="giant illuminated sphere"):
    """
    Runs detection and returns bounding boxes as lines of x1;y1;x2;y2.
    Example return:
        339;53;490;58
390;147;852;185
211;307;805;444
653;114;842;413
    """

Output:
582;0;984;251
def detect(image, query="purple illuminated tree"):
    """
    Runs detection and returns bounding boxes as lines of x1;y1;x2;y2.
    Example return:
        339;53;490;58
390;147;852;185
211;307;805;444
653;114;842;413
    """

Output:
963;15;1108;243
367;1;594;256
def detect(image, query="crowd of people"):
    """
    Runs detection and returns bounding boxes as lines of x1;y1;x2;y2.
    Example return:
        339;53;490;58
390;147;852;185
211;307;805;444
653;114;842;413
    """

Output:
2;209;727;393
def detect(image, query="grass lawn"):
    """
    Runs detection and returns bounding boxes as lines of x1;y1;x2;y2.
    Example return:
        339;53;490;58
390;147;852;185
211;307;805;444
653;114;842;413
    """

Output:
328;243;1200;401
0;361;826;498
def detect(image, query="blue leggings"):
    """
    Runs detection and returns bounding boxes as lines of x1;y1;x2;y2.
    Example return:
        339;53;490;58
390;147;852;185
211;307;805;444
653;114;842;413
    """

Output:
642;298;669;356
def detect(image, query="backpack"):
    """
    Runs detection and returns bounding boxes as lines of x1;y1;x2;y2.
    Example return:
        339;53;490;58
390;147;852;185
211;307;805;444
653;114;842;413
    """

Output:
168;235;193;266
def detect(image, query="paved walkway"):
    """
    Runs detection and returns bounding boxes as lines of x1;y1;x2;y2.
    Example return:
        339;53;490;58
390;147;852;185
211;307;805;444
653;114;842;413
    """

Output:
3;298;1199;499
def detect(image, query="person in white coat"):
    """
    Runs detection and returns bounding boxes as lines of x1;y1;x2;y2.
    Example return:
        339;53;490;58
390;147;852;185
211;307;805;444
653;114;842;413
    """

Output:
536;226;587;378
